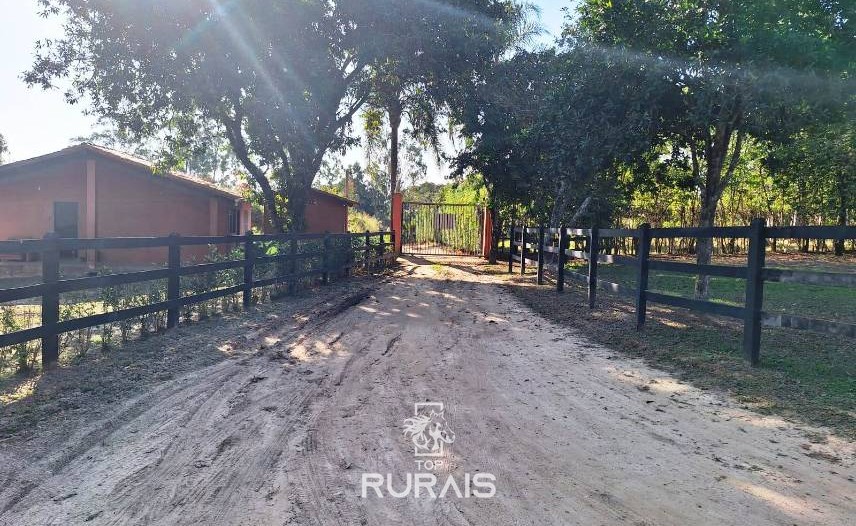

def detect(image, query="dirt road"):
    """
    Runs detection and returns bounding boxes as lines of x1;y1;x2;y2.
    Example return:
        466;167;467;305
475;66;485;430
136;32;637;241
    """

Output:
1;257;853;525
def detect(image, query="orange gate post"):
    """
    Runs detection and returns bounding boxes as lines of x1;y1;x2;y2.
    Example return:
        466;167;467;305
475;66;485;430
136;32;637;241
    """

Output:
391;192;403;255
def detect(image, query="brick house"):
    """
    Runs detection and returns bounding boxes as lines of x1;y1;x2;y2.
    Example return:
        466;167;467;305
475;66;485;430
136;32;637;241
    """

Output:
0;144;352;265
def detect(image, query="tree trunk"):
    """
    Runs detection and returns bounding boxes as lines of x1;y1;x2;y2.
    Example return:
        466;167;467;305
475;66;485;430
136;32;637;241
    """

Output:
257;183;286;233
283;168;311;233
694;202;717;298
549;179;574;225
387;100;403;201
694;126;745;299
222;112;287;233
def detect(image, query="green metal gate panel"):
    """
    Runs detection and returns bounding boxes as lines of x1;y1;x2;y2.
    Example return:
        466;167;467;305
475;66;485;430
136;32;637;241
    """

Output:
401;202;483;256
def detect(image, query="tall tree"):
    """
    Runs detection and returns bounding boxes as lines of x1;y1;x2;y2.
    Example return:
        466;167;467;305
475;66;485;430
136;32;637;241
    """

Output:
343;0;523;206
454;46;668;225
27;0;374;232
576;0;853;297
453;50;558;220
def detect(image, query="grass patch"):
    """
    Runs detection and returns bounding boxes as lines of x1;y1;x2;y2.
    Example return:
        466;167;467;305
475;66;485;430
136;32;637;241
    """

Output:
567;258;856;323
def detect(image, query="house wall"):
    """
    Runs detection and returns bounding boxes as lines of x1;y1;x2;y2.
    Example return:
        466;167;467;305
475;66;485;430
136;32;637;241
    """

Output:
0;154;244;266
0;157;87;242
91;157;240;264
304;194;349;233
261;193;349;234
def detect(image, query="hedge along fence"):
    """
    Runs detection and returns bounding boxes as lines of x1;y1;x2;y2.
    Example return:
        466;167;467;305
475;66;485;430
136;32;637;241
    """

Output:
0;231;395;369
506;221;856;366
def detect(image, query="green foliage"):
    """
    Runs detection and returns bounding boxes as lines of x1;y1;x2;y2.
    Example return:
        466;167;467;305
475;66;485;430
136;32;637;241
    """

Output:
403;182;445;203
440;177;487;205
351;0;524;195
575;0;853;73
317;161;389;225
59;293;97;357
573;0;852;231
626;128;855;243
74;119;242;187
455;0;854;271
182;247;243;321
28;1;379;232
404;204;483;253
770;122;856;252
453;47;665;224
28;1;523;233
349;210;381;233
98;280;120;352
0;306;36;374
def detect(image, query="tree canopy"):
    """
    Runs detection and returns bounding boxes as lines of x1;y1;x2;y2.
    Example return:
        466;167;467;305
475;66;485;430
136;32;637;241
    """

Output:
28;0;380;231
27;0;522;232
352;0;523;214
452;0;854;296
20;0;855;267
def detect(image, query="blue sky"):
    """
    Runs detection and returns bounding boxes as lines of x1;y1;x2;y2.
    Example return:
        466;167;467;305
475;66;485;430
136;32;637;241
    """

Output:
0;0;572;175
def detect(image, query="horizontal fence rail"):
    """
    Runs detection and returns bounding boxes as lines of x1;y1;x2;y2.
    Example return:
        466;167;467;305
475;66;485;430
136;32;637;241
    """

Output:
0;231;396;366
504;221;856;365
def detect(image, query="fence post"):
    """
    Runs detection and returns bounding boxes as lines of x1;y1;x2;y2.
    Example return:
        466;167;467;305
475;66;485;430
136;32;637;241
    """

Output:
343;235;351;278
743;218;766;366
167;233;181;329
520;226;527;276
41;233;60;367
243;232;254;308
322;232;331;285
374;231;383;266
388;231;396;267
587;226;600;308
364;231;371;273
537;225;545;285
508;225;515;273
557;226;567;292
635;224;651;330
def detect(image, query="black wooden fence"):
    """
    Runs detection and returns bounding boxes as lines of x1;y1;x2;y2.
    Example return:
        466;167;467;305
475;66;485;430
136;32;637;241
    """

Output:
507;221;856;365
0;231;395;366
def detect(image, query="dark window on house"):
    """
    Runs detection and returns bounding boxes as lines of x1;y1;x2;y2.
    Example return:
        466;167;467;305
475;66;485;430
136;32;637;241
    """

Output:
54;202;80;258
228;208;240;235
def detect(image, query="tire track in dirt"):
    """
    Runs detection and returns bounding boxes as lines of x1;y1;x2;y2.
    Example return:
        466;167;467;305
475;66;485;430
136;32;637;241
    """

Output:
0;284;381;525
1;259;854;525
101;288;382;525
255;258;855;526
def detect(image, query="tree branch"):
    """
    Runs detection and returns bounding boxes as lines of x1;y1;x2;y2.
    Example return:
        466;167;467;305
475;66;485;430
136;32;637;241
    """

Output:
222;107;286;233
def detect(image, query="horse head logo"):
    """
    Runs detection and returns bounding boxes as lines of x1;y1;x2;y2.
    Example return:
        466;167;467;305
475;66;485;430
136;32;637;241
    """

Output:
403;403;455;457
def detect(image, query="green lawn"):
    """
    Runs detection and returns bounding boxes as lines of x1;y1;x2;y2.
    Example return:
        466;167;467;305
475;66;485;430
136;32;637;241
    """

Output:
568;259;856;323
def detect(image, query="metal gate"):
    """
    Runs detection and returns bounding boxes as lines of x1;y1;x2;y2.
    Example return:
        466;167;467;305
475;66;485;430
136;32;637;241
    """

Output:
401;202;483;256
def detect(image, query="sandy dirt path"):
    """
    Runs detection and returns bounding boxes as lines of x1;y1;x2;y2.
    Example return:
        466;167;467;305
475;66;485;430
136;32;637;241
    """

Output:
0;257;853;525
